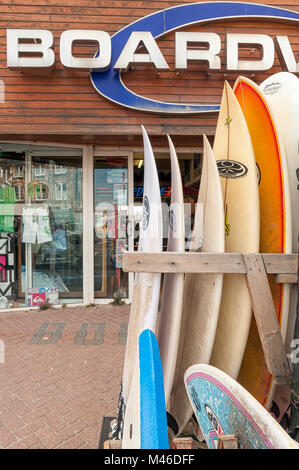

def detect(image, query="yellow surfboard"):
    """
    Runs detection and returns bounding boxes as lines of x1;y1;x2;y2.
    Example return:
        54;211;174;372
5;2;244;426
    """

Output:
234;76;292;414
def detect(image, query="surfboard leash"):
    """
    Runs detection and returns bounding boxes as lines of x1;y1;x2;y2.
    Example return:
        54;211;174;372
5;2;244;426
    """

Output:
224;204;230;236
166;412;179;436
112;384;126;440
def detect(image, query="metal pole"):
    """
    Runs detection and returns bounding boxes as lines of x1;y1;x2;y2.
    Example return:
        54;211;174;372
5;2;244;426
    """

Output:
25;149;32;303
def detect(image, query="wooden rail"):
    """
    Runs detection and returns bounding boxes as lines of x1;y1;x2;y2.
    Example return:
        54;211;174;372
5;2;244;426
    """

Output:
122;251;298;282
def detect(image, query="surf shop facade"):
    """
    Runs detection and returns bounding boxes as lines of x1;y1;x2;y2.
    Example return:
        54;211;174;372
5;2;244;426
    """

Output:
0;0;298;308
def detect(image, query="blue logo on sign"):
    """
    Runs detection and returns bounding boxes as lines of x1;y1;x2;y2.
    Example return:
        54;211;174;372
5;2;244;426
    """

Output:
90;2;299;114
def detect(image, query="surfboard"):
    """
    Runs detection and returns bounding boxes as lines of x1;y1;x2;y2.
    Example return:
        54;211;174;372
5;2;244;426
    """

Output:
234;76;292;416
168;135;224;437
210;81;260;379
158;135;185;408
121;125;163;448
260;72;298;361
139;329;169;449
184;364;298;449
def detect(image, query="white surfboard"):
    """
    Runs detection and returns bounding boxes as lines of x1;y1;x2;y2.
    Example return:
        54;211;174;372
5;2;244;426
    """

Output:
121;126;163;448
210;80;260;379
168;135;224;436
260;71;298;356
158;135;185;408
185;364;299;449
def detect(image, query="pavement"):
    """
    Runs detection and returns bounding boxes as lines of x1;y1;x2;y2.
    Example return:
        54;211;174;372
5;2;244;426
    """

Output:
0;303;130;449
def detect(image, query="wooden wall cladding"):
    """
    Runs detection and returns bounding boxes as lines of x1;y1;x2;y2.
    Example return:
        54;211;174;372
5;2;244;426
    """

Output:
0;0;298;142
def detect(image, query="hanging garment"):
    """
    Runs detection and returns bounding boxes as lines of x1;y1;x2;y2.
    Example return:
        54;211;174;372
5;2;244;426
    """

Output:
53;228;67;252
0;185;16;232
22;206;53;244
38;207;53;243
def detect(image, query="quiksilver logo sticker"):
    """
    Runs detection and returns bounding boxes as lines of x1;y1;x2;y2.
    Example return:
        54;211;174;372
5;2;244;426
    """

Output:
263;82;282;95
142;195;150;231
217;160;248;178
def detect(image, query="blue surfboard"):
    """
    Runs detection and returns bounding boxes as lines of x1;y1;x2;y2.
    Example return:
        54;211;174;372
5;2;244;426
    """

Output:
139;329;169;449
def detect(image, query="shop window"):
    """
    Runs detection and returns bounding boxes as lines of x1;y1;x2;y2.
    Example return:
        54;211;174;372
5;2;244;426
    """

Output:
133;151;200;250
0;144;83;308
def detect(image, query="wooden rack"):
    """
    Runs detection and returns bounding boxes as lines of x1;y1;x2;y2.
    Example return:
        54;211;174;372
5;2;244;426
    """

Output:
123;251;298;386
104;251;298;450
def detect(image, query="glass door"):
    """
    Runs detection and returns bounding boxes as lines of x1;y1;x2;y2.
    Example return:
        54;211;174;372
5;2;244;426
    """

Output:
94;157;129;299
24;147;83;303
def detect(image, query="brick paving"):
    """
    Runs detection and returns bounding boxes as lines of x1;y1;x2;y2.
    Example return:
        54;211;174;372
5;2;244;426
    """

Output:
0;304;130;449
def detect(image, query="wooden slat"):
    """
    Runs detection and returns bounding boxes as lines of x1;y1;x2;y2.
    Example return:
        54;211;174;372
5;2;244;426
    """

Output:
123;251;246;273
171;437;193;449
122;251;298;275
103;439;122;449
243;254;292;383
262;253;298;274
275;273;298;283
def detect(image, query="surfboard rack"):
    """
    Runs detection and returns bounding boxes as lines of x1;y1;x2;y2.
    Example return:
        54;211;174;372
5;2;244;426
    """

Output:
123;251;298;386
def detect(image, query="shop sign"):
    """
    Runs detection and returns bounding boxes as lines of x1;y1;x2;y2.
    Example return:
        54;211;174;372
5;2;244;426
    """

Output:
90;1;299;114
6;2;299;114
26;287;59;306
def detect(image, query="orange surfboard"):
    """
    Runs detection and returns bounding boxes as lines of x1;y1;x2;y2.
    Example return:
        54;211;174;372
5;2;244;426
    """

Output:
233;76;292;416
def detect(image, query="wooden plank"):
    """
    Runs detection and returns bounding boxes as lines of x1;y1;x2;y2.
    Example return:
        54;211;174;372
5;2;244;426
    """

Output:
243;254;292;383
171;437;194;449
263;253;298;274
275;273;298;283
103;439;122;449
122;251;246;273
122;251;298;275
